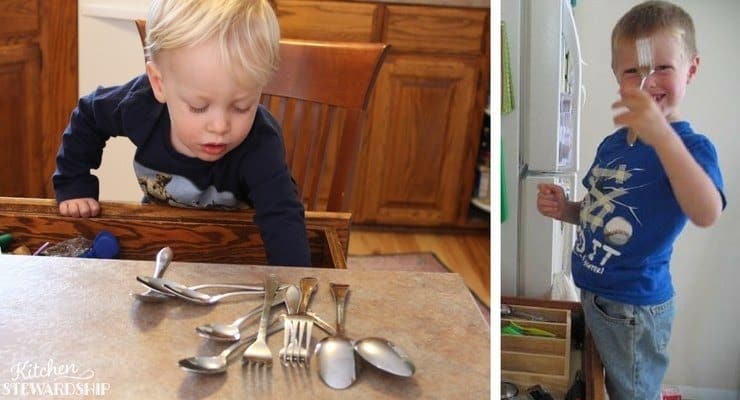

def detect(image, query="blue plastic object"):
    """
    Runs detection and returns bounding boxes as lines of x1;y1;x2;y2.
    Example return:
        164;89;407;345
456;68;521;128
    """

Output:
80;231;120;259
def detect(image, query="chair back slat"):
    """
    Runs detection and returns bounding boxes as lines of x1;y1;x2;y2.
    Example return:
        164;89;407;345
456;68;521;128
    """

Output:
135;21;389;212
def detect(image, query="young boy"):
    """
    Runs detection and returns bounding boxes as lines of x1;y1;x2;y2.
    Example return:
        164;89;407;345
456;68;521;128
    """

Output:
537;1;726;399
52;0;311;267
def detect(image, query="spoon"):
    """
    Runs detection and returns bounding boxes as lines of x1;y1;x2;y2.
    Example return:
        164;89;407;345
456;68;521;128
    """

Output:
279;284;301;364
315;283;358;390
163;282;265;305
135;275;264;299
131;247;174;302
283;284;301;315
354;337;415;377
178;319;283;374
196;291;289;341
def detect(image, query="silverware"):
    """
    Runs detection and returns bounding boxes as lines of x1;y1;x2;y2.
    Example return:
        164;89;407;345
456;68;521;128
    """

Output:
354;337;415;377
163;282;264;305
196;294;286;341
279;284;301;366
135;275;265;303
628;37;655;146
305;311;337;336
242;274;280;366
178;319;282;374
501;304;545;321
130;247;173;302
315;283;359;390
281;277;319;365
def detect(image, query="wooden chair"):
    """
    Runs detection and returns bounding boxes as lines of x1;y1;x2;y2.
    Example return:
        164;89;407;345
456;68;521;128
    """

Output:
135;20;389;212
0;197;350;268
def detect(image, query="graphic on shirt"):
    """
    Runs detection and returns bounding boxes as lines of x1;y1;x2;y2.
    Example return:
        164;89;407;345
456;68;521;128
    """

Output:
574;157;648;274
603;216;632;246
134;162;239;209
580;160;644;235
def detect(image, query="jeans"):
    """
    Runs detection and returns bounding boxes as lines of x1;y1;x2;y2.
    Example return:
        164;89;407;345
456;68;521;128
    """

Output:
581;289;675;400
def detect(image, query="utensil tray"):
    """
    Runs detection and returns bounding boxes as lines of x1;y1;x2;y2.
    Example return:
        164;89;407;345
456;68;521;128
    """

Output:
501;304;571;396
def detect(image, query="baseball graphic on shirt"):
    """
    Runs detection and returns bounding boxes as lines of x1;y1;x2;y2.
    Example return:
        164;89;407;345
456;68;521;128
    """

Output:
604;217;633;246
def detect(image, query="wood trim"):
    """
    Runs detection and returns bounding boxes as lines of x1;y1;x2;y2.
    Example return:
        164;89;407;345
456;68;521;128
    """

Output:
0;197;350;268
38;0;78;197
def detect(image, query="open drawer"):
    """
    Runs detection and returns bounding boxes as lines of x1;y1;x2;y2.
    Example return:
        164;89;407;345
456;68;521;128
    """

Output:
502;296;606;400
502;304;572;397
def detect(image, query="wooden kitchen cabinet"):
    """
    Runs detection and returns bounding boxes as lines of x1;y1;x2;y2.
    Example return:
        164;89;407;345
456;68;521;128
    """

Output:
357;54;479;225
274;0;490;228
0;0;78;198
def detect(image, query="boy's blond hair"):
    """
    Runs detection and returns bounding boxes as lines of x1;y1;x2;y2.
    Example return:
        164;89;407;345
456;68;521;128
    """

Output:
144;0;280;88
611;0;696;68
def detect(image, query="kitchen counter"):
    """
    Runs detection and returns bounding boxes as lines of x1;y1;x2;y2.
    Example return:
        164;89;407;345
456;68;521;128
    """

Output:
0;255;490;399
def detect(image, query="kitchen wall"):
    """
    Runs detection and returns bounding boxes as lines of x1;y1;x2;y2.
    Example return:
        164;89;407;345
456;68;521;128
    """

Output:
573;1;739;398
78;0;149;202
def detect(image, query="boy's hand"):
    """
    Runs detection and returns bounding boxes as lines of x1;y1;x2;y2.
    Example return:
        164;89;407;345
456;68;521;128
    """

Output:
59;198;100;218
537;183;566;220
612;86;673;147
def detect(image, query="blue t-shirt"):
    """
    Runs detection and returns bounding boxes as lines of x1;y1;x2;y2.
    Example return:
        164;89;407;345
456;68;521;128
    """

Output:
52;74;311;267
572;121;725;305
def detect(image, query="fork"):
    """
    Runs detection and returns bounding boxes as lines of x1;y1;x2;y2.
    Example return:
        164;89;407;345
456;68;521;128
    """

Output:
628;37;655;146
281;277;318;366
242;273;280;366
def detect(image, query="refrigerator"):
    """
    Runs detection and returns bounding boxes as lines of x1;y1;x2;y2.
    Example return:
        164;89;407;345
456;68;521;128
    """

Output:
501;0;583;298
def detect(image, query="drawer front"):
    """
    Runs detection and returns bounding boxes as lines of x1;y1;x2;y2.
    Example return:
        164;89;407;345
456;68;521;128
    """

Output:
276;0;377;42
384;5;487;55
0;0;39;38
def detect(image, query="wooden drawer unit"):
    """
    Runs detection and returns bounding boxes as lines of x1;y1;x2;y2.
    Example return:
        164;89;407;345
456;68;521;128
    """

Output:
383;5;487;54
275;0;379;42
272;0;490;229
501;305;572;397
1;1;77;199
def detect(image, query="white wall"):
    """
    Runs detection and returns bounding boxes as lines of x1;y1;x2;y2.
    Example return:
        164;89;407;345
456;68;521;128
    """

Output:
500;0;521;296
573;1;740;397
78;0;150;201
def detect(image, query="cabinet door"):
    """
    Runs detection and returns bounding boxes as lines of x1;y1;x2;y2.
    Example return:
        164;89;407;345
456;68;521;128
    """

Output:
0;44;42;197
355;54;479;225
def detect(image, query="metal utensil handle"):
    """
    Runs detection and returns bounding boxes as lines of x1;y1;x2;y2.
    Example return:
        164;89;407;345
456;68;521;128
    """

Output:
297;277;318;314
154;247;173;277
306;311;337;336
330;283;350;336
256;274;279;343
234;295;284;329
222;318;282;362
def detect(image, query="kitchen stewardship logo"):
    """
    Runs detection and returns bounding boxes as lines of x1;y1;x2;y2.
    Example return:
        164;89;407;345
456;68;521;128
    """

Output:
2;358;110;397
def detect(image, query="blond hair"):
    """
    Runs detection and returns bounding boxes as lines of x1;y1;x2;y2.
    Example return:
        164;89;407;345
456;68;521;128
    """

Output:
611;0;696;67
144;0;280;88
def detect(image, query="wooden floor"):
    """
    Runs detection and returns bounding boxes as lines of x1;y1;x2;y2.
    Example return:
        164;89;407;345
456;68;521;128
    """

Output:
348;228;491;307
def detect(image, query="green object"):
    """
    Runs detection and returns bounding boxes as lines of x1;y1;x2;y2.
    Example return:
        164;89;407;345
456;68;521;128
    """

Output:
501;324;523;336
501;21;515;115
0;233;13;251
503;321;557;338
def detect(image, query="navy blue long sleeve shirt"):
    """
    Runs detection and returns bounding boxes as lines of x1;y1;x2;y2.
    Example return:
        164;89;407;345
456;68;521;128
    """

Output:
53;74;311;267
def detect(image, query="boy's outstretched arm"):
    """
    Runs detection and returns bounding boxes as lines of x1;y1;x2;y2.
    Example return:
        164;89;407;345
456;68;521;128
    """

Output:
537;183;581;225
613;86;723;227
652;133;723;227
